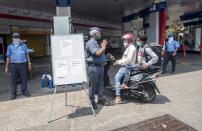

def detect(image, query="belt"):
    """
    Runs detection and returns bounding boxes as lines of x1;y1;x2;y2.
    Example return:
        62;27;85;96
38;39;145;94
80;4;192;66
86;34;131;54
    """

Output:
167;51;174;53
88;63;104;67
11;62;27;64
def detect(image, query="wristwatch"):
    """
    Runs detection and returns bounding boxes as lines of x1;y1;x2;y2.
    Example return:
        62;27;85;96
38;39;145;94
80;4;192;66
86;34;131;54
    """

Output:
28;62;32;65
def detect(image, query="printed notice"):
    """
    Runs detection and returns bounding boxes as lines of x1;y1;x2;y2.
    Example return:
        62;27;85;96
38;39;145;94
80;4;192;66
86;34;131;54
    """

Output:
70;59;83;75
55;60;68;78
60;40;72;56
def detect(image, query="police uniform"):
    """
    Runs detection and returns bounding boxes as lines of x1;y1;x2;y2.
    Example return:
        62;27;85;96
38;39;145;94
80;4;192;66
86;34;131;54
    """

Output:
162;40;180;73
6;42;29;98
85;37;106;103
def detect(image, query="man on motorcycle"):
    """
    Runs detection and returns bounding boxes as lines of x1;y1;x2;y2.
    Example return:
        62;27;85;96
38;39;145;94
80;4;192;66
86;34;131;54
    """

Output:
136;35;158;70
114;33;137;104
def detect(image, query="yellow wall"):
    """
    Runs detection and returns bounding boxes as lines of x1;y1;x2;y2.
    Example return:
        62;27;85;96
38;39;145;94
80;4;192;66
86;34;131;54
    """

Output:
6;34;47;57
22;34;47;57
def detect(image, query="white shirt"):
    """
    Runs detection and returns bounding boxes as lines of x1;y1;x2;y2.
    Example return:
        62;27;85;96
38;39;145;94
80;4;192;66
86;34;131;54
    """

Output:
117;44;136;66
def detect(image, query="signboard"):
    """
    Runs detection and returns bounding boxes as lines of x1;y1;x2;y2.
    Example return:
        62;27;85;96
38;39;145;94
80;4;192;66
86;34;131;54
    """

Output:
55;0;71;7
149;2;167;13
122;1;167;22
51;34;87;85
0;5;53;20
49;35;96;121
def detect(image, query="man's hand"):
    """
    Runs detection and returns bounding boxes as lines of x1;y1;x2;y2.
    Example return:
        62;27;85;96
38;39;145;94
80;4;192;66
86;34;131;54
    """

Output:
95;40;108;56
142;62;149;70
173;52;176;56
101;39;108;49
138;61;142;65
28;64;32;72
5;67;9;75
161;51;165;56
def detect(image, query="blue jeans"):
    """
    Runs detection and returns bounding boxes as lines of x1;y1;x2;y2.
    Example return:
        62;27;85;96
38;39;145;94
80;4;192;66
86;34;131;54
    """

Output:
115;67;130;96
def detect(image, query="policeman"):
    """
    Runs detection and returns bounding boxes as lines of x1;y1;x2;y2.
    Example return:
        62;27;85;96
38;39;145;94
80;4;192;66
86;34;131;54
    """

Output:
162;33;180;74
5;33;31;100
85;27;110;109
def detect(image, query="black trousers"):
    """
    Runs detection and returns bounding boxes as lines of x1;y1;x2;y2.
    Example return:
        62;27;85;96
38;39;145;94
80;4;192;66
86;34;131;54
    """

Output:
162;52;176;73
10;63;28;96
88;65;104;102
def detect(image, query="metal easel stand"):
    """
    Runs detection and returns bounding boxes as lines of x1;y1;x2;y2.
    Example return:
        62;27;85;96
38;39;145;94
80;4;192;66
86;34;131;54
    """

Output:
83;81;96;117
48;85;58;123
48;82;95;123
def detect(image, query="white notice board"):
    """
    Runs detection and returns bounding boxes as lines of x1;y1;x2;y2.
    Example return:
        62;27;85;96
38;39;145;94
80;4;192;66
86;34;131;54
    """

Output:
51;34;88;86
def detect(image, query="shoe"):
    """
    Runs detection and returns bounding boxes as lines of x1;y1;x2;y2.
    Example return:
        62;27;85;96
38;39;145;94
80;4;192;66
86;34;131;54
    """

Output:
161;71;167;74
91;101;98;109
23;91;30;97
11;95;16;100
97;99;111;106
28;77;33;80
170;71;175;74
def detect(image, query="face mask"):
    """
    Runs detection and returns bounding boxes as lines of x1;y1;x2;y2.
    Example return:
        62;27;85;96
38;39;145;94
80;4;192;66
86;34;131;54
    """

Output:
168;37;174;43
136;41;143;46
13;38;20;45
95;34;101;41
123;42;128;47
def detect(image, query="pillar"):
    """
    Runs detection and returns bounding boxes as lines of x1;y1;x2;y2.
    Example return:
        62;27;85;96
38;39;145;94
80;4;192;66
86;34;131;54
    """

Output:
147;12;159;45
56;7;71;17
54;0;71;35
159;10;166;46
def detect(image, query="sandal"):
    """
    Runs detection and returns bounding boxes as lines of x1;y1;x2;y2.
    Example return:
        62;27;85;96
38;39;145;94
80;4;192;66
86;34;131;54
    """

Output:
115;100;123;104
115;96;123;104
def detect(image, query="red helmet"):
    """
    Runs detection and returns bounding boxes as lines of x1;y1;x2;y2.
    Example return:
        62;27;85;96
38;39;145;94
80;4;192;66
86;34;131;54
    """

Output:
121;33;135;43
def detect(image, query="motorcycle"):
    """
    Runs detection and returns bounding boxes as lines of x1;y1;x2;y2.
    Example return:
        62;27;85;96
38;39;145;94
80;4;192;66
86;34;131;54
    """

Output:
104;53;161;103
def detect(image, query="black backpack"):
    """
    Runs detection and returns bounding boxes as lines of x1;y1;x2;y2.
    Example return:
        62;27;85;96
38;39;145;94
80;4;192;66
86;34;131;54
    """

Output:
144;45;162;67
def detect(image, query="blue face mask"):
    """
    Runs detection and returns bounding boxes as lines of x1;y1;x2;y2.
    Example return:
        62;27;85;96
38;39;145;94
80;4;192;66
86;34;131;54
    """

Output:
168;37;174;43
13;38;20;45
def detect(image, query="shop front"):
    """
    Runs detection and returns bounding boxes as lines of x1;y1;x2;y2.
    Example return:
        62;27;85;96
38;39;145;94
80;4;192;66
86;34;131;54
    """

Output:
8;26;52;57
0;25;10;63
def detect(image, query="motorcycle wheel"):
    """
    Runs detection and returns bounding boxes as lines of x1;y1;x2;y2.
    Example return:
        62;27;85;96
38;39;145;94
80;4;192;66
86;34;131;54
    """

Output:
139;85;156;103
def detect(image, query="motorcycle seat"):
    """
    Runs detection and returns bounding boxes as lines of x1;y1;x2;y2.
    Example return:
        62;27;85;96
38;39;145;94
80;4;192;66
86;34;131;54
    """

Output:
130;68;160;76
